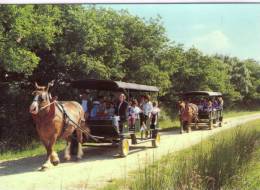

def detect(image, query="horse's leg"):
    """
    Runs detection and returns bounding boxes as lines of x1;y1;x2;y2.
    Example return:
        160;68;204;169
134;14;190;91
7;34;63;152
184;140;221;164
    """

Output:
64;136;72;161
41;135;60;169
76;129;84;160
40;139;53;170
50;134;60;166
187;118;192;133
180;120;184;134
62;125;75;161
194;115;199;130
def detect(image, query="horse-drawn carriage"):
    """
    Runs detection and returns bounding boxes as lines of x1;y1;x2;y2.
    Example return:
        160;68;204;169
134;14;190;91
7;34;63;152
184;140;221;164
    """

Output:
70;79;161;157
179;91;223;133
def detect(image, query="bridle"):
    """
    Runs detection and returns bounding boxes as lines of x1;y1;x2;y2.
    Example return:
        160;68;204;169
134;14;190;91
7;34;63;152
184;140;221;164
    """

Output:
33;92;55;112
31;89;98;141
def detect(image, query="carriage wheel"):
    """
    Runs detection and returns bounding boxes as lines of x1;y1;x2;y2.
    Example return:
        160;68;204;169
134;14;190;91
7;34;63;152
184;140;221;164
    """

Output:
152;133;160;148
119;139;129;157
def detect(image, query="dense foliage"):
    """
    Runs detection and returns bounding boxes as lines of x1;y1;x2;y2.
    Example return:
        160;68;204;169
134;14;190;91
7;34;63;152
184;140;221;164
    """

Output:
0;5;260;150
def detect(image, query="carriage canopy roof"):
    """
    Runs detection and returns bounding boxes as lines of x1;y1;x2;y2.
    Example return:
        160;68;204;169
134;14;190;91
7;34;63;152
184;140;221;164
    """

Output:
71;79;159;92
180;91;222;97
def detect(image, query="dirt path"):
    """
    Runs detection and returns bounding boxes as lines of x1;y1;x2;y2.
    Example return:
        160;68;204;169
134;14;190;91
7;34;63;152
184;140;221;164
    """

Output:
1;113;260;190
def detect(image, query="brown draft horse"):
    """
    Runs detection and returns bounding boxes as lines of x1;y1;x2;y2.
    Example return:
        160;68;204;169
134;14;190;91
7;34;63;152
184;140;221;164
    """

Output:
178;100;199;133
29;81;89;170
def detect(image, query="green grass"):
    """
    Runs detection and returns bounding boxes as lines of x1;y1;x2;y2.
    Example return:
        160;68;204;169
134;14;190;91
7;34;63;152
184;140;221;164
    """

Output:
0;140;66;161
224;110;260;118
223;141;260;190
159;118;179;129
101;119;260;190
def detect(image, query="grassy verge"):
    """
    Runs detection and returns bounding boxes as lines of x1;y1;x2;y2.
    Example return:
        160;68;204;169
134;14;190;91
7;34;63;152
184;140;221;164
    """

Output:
0;140;65;161
223;141;260;190
101;119;260;190
224;110;260;118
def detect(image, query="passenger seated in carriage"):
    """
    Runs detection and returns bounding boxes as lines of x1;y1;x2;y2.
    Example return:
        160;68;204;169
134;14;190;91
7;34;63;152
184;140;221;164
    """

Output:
80;91;89;120
106;101;115;118
212;98;219;110
90;100;100;118
197;98;213;112
197;99;204;111
199;98;209;112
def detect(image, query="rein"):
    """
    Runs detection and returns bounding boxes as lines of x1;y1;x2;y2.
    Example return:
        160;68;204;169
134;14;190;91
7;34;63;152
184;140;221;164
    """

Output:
39;101;56;111
55;102;98;142
34;98;98;142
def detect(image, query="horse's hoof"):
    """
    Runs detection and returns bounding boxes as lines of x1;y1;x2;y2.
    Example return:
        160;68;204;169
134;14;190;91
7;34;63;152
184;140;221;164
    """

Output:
38;166;48;171
52;160;60;166
76;155;83;161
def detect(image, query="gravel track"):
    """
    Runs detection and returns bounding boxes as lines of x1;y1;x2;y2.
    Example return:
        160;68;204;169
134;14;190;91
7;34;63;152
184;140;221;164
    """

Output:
0;113;260;190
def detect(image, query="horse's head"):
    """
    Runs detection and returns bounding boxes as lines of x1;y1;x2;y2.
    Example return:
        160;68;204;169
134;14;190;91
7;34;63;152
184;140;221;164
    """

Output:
29;81;54;115
178;100;186;110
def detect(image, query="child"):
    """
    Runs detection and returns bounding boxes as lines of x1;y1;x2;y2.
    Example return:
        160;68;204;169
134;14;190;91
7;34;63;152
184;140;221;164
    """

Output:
128;99;141;128
150;102;160;129
106;102;115;118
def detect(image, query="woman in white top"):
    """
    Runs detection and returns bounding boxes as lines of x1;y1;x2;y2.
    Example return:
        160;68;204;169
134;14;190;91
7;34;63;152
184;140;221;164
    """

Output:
128;99;141;128
151;102;160;128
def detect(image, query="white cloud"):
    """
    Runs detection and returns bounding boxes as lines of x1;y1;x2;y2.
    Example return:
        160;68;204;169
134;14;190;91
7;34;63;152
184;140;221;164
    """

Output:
192;24;206;30
190;30;232;54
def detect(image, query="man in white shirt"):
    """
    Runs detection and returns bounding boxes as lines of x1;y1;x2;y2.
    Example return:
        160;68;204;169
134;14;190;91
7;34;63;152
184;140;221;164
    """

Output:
140;95;153;138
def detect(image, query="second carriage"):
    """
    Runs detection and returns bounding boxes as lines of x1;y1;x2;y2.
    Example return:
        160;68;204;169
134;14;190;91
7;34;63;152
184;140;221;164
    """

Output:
179;91;223;133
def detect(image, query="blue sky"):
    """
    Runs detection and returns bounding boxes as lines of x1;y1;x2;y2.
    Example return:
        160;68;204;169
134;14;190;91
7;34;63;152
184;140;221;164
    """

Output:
96;4;260;61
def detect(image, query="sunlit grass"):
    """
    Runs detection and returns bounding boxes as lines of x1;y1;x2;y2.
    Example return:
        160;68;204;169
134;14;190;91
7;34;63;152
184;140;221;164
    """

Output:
223;141;260;190
0;140;66;161
224;110;260;118
159;118;179;129
101;119;260;190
